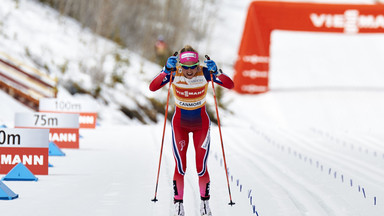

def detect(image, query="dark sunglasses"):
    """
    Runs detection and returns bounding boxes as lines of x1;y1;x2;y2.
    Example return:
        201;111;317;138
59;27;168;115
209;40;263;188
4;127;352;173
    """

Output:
180;63;199;70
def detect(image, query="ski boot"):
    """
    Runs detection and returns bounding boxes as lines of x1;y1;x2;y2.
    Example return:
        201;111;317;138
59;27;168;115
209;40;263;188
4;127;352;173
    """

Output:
200;199;212;216
174;200;185;216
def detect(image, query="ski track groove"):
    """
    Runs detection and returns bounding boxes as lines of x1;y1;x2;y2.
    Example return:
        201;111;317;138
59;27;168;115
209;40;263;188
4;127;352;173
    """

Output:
224;128;344;216
249;125;383;213
274;127;384;191
272;128;384;206
311;127;384;161
150;125;176;216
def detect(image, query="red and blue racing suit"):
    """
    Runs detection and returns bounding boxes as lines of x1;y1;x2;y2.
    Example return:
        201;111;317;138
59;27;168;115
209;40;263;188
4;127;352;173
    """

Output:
149;65;234;201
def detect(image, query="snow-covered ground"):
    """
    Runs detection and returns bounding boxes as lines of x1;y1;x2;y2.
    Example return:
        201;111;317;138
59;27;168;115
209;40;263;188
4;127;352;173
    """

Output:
1;0;384;215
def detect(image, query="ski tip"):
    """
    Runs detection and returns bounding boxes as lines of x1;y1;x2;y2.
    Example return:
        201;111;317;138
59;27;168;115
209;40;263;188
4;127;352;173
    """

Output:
228;201;235;206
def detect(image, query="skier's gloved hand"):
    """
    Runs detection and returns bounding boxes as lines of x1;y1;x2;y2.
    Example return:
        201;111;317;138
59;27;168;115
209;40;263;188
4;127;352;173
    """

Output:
162;67;176;76
164;56;178;74
204;60;217;74
212;69;222;77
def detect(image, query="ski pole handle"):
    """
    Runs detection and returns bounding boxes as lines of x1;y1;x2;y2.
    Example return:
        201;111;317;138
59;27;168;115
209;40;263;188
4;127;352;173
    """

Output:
205;55;217;74
171;51;178;71
205;55;212;73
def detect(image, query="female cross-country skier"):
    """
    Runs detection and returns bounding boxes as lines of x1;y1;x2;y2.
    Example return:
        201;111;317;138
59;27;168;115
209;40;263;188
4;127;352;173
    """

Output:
149;45;234;216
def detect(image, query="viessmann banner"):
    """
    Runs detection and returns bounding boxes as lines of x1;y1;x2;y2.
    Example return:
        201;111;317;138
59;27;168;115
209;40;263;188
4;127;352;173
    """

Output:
234;1;384;94
0;128;49;175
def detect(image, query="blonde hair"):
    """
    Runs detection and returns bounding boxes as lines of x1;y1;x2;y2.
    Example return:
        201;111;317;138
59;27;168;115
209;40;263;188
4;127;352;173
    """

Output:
180;45;197;53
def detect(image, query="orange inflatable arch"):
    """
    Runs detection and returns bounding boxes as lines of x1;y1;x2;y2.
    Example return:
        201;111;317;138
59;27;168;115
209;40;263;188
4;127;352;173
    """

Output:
233;1;384;94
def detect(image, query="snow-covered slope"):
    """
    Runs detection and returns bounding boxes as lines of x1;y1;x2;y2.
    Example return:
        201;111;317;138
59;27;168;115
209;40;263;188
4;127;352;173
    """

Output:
0;0;168;125
1;0;384;215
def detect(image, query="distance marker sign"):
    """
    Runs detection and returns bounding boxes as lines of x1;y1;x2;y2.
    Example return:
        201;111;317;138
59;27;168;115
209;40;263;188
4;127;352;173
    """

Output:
0;128;49;175
15;112;80;149
39;98;97;129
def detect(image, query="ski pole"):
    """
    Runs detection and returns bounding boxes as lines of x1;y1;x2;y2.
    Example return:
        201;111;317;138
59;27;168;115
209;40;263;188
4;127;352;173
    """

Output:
205;55;235;206
152;51;178;203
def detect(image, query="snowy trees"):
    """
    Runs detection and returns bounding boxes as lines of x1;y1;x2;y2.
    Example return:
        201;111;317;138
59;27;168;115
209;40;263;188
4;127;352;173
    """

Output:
39;0;216;61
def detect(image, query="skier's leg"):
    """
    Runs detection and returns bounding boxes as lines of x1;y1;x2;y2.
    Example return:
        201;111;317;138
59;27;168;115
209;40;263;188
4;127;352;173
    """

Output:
172;125;189;201
193;126;211;200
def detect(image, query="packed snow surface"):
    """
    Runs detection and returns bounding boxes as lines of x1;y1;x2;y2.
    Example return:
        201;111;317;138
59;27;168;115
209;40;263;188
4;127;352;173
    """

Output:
1;0;384;215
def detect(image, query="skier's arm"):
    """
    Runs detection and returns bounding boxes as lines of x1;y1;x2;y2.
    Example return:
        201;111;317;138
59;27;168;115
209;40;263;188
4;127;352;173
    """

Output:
203;59;234;89
149;70;171;91
204;68;234;89
212;71;234;89
149;55;178;91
